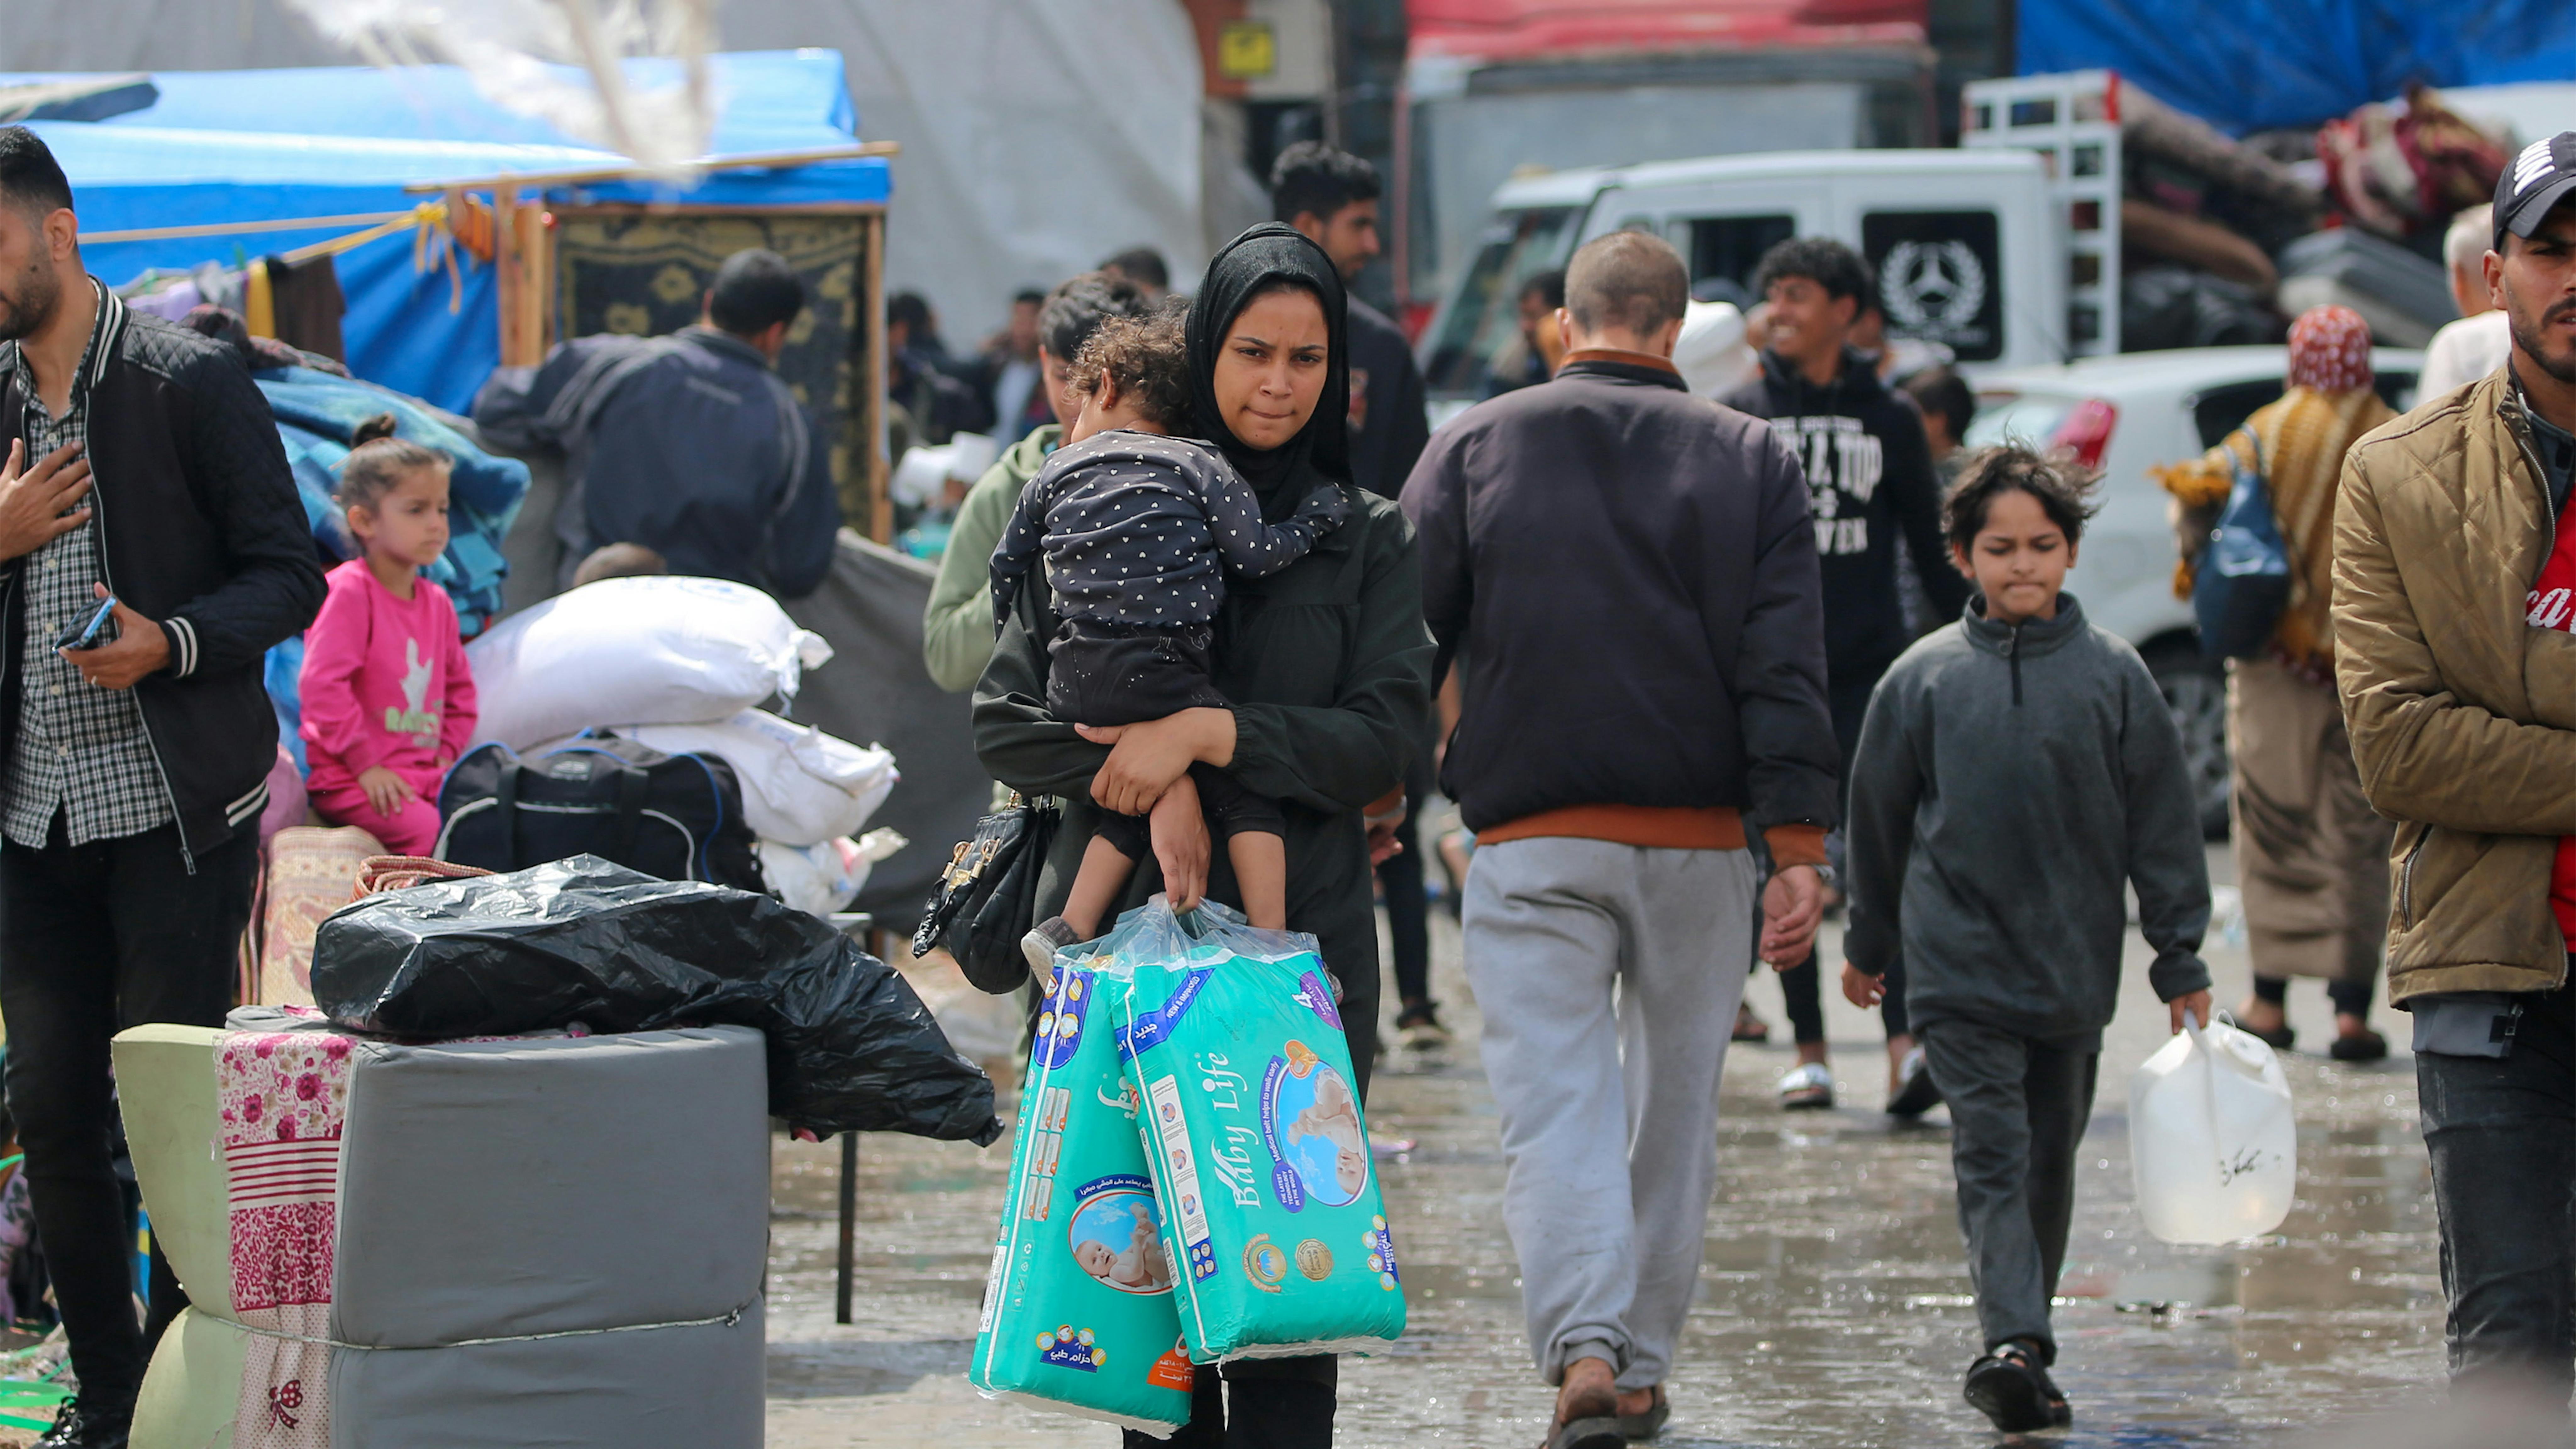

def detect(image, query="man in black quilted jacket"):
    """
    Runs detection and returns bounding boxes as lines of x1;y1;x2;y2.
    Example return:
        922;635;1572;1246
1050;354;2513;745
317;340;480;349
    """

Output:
0;127;323;1449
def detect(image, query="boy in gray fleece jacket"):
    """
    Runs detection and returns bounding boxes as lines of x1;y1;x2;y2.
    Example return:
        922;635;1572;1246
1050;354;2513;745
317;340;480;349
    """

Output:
1840;446;2212;1435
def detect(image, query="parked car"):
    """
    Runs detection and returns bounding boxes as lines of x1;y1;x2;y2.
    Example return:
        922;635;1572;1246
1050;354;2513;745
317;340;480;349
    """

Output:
1962;346;2423;836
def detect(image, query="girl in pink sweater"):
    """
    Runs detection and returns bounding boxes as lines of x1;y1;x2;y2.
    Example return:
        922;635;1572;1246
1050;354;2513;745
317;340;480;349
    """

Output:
298;414;477;856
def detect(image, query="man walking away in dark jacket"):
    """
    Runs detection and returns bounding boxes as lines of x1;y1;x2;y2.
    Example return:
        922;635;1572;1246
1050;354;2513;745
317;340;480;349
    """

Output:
475;249;840;600
1406;230;1838;1448
0;127;326;1449
1724;235;1968;1114
1273;140;1447;1042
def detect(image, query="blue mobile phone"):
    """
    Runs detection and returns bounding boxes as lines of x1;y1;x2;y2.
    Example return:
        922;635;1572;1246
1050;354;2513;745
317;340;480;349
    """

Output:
53;595;116;652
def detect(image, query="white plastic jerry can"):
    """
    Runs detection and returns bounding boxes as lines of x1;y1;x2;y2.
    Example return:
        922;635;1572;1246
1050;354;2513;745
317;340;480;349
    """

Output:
2127;1015;2297;1245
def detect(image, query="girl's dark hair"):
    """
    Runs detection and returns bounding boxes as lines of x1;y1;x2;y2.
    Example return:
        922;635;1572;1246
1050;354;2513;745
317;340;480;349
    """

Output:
1942;444;2100;551
1069;313;1193;431
336;413;448;523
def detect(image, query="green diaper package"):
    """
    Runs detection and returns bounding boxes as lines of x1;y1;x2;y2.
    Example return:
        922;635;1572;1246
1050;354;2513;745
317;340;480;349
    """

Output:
971;910;1196;1432
1114;902;1408;1363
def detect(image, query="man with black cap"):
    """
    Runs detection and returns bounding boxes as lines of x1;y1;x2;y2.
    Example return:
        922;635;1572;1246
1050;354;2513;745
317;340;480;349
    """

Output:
2335;130;2576;1393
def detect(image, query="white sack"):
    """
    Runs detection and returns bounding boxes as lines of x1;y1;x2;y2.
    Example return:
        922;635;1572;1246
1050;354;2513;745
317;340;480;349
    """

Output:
760;829;905;919
466;577;831;749
615;708;897;846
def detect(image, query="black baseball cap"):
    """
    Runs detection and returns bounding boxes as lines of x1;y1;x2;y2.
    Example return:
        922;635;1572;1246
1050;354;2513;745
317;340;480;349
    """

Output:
2496;131;2576;251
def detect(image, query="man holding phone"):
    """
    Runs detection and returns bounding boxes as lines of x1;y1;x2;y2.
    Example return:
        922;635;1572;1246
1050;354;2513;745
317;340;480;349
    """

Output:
0;129;322;1449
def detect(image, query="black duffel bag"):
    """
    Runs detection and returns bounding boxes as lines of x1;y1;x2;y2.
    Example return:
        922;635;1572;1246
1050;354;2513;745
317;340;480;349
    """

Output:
436;733;764;891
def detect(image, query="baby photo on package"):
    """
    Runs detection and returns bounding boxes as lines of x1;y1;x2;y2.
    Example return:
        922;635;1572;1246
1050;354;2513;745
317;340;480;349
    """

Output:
1115;902;1407;1363
971;934;1196;1434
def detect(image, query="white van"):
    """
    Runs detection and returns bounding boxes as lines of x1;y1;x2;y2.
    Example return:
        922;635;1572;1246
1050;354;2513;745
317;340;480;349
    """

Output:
1417;149;2063;415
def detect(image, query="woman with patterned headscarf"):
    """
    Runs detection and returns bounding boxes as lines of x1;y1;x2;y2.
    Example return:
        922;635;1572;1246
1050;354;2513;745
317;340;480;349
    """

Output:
2154;304;2397;1059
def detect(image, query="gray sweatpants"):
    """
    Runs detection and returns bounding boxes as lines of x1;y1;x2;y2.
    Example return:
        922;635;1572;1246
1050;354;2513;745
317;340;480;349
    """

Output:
1462;837;1756;1391
1918;1018;2099;1362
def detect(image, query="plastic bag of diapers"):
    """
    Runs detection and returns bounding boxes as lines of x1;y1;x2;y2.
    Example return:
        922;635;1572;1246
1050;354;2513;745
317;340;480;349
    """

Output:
971;908;1195;1432
1115;900;1407;1362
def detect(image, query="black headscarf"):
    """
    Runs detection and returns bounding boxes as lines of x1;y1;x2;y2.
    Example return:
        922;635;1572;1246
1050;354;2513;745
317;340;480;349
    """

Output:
1185;223;1352;503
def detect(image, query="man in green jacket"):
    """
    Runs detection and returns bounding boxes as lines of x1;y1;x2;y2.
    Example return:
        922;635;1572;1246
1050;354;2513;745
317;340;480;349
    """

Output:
922;272;1151;691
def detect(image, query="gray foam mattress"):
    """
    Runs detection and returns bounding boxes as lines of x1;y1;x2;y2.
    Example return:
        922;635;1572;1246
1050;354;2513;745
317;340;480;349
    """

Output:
330;1025;770;1348
328;1299;764;1448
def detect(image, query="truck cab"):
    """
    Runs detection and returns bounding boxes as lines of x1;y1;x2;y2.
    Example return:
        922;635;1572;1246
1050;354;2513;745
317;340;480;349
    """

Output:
1419;149;2062;416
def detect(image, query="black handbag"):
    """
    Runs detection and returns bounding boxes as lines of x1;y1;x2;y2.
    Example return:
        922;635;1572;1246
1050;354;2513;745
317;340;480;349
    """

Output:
912;792;1060;994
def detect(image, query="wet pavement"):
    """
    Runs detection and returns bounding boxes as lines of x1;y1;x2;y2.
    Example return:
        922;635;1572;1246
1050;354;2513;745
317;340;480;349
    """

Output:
764;842;2449;1447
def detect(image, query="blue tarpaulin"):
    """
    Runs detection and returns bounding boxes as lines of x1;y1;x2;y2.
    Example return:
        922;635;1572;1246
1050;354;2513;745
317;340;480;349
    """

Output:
2019;0;2576;136
8;51;887;411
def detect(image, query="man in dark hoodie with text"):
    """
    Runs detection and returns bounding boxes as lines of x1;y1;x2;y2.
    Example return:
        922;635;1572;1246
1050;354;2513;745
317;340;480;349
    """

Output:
1724;234;1967;1113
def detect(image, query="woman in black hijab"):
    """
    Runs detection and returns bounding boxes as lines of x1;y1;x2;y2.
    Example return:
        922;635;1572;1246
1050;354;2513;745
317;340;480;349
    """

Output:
975;224;1434;1446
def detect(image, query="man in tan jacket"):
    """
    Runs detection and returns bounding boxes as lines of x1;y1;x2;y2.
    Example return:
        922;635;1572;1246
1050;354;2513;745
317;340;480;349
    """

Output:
2335;131;2576;1392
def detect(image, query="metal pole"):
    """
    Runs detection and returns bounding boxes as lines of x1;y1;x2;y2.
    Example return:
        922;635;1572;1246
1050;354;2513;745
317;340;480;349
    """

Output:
835;1130;858;1324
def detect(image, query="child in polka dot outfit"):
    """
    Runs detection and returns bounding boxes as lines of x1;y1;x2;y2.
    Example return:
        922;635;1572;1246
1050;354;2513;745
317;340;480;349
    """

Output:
991;311;1349;969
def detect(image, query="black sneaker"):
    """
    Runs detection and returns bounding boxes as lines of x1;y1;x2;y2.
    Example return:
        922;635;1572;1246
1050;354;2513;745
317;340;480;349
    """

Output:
1021;916;1080;977
1887;1045;1943;1118
1395;1000;1451;1048
1963;1340;2056;1433
37;1394;132;1449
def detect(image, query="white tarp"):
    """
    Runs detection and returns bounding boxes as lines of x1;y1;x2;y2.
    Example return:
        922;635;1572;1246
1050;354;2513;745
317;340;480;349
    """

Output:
724;0;1210;344
0;0;1212;347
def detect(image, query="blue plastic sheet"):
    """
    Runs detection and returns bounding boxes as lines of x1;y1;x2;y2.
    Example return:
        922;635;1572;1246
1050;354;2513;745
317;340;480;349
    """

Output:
11;52;888;411
2020;0;2576;135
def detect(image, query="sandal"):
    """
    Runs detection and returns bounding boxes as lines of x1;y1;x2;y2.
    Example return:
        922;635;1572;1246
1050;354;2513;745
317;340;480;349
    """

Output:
1776;1061;1834;1110
1963;1340;2058;1433
1731;1003;1771;1043
1615;1385;1669;1441
1545;1418;1626;1449
2234;1004;2294;1052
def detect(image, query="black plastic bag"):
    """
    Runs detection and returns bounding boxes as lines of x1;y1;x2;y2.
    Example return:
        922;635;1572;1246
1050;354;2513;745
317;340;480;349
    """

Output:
310;856;1000;1144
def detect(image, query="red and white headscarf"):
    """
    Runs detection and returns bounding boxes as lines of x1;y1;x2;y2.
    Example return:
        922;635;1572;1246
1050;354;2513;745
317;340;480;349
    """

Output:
2286;305;2373;394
